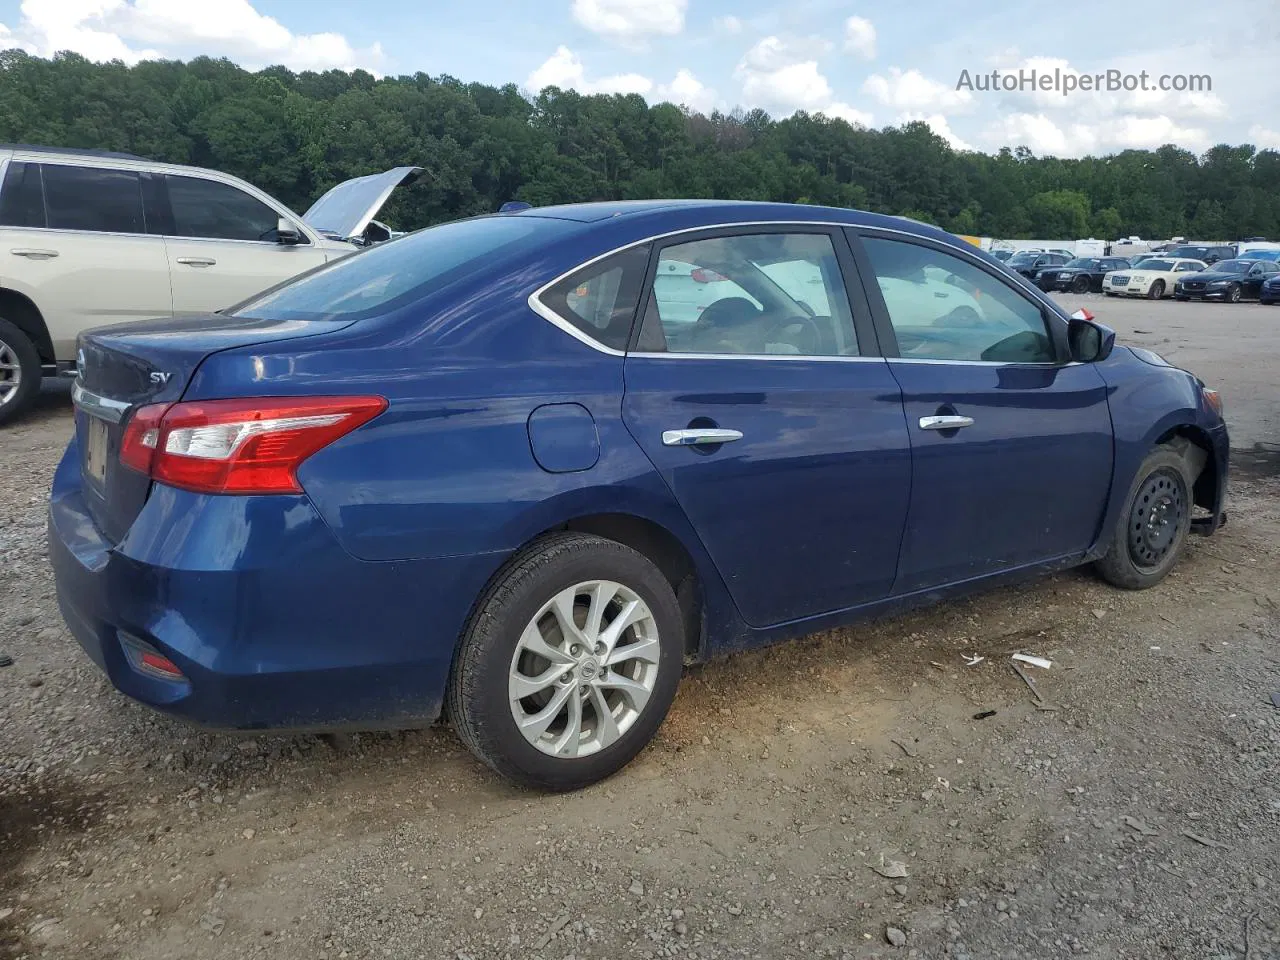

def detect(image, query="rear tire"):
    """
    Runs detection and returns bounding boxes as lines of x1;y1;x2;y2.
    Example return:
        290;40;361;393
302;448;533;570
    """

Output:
0;318;41;427
447;533;684;791
1071;275;1090;294
1147;280;1165;299
1094;445;1195;590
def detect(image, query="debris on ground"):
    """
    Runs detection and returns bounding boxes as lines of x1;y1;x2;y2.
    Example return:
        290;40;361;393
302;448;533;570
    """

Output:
885;925;908;947
972;709;997;720
873;859;910;879
1122;816;1159;837
1011;653;1052;669
891;737;919;757
963;654;985;666
1181;830;1229;850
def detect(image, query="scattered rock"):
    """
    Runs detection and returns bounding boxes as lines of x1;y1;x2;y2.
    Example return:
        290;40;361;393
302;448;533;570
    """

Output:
628;879;644;896
242;828;256;840
199;913;225;936
886;926;907;947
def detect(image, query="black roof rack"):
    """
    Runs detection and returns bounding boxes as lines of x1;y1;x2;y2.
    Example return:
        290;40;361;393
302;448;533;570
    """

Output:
0;143;148;162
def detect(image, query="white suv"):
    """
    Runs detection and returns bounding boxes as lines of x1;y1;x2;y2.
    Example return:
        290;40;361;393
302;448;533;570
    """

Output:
0;143;419;423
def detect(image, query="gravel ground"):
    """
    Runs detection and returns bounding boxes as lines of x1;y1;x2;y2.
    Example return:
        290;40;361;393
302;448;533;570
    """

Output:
2;298;1278;960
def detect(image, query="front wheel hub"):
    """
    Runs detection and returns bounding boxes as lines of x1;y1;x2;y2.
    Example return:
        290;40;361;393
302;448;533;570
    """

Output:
1127;469;1185;570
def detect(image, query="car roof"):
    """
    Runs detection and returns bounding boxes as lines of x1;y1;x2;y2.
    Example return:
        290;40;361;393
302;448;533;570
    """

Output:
507;199;962;242
0;142;148;162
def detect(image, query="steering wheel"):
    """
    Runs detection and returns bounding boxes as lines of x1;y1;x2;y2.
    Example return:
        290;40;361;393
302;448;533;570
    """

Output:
764;312;825;354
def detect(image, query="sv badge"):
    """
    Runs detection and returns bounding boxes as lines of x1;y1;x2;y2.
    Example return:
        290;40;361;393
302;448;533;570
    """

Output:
149;371;172;385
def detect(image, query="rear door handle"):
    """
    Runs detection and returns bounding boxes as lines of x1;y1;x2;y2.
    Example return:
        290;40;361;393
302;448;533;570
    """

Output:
662;428;744;446
918;415;975;430
175;257;216;267
11;248;59;259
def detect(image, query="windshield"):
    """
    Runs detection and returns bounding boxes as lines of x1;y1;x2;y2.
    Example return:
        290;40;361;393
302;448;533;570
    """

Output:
1140;259;1173;271
1063;258;1097;269
234;215;571;321
1007;252;1037;263
1211;260;1249;274
1169;247;1208;258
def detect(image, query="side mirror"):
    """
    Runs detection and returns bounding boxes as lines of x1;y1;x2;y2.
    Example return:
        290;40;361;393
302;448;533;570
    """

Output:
275;217;302;245
1068;317;1116;363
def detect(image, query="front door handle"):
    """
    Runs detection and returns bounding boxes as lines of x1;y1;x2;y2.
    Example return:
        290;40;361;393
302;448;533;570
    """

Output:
175;257;216;267
662;428;744;446
11;248;59;259
919;415;975;431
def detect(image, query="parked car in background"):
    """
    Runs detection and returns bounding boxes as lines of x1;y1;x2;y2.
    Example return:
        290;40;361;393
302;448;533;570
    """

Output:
0;143;421;423
990;249;1014;261
1174;258;1280;302
1035;256;1132;293
1102;258;1207;299
1006;250;1070;279
1126;253;1165;268
49;199;1228;790
1234;248;1280;262
1261;273;1280;305
1165;244;1235;265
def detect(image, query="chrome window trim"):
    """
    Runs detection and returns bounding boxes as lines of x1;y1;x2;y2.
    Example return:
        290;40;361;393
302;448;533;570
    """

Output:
888;357;1080;368
629;351;880;363
72;381;130;423
528;219;931;360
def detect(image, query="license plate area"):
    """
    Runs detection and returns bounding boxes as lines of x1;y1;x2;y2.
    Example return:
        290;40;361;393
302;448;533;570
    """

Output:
84;416;110;485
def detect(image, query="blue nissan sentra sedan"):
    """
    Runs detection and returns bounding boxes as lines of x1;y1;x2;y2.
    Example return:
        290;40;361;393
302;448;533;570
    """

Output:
49;200;1229;790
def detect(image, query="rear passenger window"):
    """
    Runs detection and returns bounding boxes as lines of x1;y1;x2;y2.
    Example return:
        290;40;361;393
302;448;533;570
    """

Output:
641;233;858;357
538;246;651;352
0;162;46;227
41;164;146;234
165;175;283;242
863;236;1056;364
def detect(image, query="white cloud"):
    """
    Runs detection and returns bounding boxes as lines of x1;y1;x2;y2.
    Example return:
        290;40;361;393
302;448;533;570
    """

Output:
2;0;383;71
655;68;716;112
527;45;652;95
735;36;835;111
734;35;873;126
984;111;1210;157
843;17;875;60
713;15;743;35
864;67;972;112
572;0;686;45
822;102;873;127
1249;125;1280;151
900;113;971;150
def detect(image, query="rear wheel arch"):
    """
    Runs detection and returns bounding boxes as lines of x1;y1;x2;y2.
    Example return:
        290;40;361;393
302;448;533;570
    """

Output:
0;288;54;364
481;513;706;663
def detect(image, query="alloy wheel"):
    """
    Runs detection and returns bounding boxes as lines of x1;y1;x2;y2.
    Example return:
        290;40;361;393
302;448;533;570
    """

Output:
508;580;660;758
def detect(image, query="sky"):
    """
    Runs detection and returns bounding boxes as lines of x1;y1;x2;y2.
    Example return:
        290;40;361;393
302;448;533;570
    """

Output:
2;0;1279;159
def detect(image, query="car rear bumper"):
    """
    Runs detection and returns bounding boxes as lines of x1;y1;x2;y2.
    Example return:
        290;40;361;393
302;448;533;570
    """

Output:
48;439;507;731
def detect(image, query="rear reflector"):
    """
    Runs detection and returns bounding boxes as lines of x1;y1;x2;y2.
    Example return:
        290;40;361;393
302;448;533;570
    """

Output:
120;396;387;495
119;632;187;681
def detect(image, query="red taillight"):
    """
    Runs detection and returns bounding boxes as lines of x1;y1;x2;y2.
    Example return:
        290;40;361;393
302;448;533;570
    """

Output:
119;396;387;495
120;402;171;474
690;268;727;283
140;651;184;678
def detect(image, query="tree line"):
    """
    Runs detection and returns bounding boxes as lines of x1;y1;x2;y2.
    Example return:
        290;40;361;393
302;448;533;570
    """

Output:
2;50;1278;241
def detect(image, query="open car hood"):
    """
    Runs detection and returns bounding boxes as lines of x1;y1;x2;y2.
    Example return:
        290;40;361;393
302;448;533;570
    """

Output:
303;166;423;241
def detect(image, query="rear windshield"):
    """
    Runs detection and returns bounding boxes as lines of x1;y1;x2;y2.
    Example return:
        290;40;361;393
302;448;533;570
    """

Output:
233;215;571;321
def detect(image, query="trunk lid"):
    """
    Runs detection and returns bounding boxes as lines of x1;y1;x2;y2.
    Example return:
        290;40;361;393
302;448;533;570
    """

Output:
303;166;423;242
73;314;348;543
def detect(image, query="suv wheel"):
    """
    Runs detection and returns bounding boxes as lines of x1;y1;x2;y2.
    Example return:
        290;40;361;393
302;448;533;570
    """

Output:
1227;284;1242;303
0;318;41;426
448;533;684;790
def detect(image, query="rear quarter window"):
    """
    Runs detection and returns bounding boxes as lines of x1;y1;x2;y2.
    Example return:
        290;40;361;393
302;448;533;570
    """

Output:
0;161;46;227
